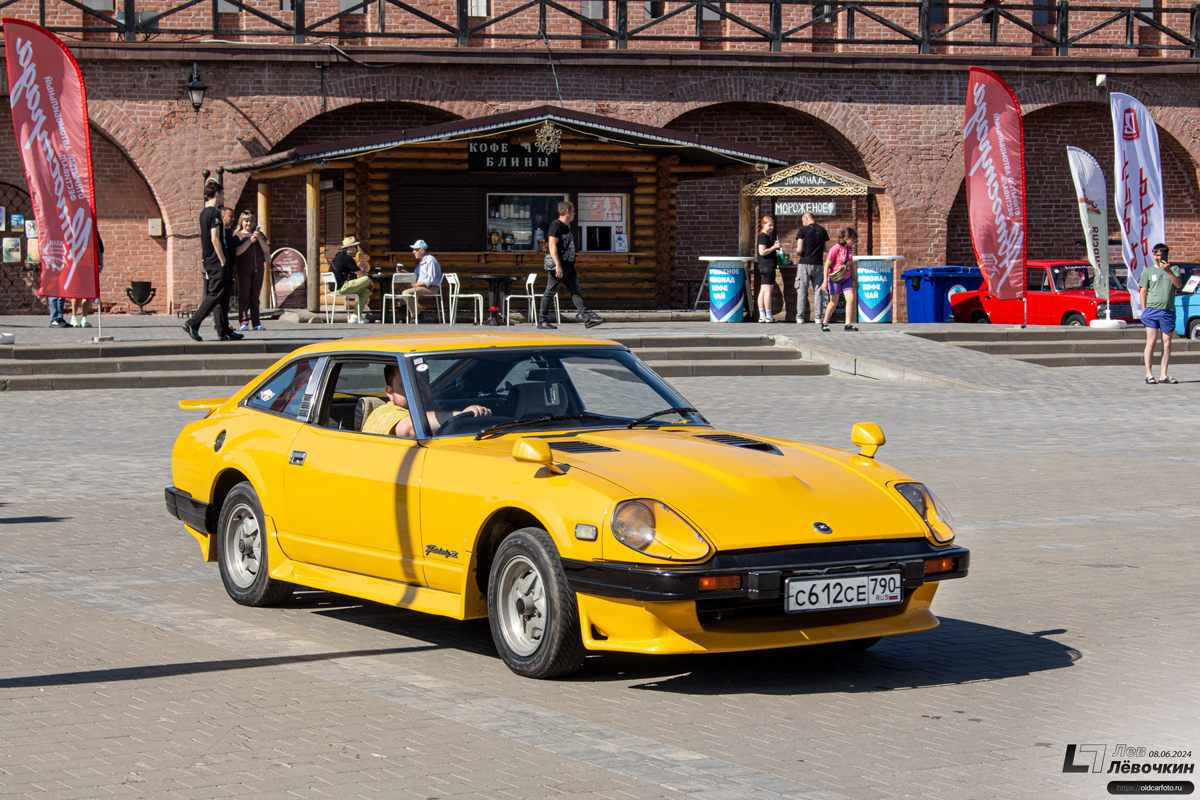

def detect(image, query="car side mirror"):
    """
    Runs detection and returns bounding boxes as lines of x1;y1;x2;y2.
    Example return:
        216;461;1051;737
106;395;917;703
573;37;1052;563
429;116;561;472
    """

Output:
512;438;564;474
851;422;885;459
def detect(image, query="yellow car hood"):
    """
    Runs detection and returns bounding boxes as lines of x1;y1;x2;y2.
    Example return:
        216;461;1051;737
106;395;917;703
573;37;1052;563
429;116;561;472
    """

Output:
543;428;926;550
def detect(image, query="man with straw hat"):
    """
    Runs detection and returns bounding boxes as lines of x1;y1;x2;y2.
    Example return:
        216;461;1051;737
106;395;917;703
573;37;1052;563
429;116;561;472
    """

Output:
330;236;374;323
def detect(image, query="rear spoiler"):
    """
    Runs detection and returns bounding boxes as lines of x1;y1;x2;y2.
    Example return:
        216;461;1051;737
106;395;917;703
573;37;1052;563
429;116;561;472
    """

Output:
178;397;228;412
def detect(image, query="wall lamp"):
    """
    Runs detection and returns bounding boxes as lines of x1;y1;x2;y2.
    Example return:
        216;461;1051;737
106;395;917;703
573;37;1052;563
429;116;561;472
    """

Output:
186;63;207;112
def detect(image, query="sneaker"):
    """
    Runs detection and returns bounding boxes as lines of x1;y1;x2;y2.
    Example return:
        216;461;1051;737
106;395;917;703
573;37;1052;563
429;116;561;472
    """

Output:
844;324;859;331
536;321;557;330
796;319;809;324
766;317;778;324
254;325;266;331
68;316;78;327
356;316;368;324
182;323;202;342
239;323;250;331
49;319;70;328
223;330;244;341
79;317;91;328
347;314;358;324
584;316;605;329
757;317;768;324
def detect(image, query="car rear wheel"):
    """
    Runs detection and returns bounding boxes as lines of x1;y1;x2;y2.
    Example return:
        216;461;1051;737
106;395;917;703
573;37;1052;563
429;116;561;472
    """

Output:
488;527;585;679
216;482;294;607
1063;312;1087;327
971;311;990;324
1189;319;1200;340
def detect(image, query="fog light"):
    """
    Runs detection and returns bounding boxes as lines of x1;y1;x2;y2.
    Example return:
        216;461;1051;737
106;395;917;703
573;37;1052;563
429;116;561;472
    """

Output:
698;575;742;592
925;557;956;575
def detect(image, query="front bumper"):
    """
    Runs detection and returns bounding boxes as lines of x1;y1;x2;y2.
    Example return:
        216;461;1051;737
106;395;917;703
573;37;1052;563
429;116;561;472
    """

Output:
562;538;969;623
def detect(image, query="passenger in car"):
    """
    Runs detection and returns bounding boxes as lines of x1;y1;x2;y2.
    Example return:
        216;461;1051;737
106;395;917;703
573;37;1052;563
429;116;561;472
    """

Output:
363;364;491;437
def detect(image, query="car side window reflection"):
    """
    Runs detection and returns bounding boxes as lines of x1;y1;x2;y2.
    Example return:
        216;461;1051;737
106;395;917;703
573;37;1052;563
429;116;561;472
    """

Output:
1026;268;1049;292
245;359;317;419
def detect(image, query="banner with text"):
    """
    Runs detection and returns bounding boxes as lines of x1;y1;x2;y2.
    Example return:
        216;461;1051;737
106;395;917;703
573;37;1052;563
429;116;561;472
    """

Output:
1110;92;1163;319
963;66;1026;301
1066;146;1110;303
3;18;99;299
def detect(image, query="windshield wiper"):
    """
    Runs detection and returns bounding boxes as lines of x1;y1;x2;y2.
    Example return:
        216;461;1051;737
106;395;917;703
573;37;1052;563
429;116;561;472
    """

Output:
626;407;699;429
476;414;607;440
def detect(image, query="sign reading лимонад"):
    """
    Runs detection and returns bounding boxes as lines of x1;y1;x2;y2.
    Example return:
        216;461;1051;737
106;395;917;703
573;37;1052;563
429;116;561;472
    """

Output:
468;140;561;173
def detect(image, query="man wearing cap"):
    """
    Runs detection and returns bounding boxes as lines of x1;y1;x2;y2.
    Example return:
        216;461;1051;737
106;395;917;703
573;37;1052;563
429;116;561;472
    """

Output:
401;240;443;322
331;236;374;323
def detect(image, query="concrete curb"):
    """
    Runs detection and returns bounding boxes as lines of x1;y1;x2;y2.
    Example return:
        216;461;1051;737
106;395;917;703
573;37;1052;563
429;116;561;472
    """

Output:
773;335;992;391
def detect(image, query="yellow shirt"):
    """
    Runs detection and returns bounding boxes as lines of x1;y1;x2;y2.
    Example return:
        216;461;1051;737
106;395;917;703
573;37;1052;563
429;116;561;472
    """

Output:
362;401;411;436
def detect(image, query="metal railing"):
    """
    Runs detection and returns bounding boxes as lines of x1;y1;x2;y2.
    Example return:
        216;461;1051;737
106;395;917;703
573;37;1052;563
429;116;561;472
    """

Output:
15;0;1199;56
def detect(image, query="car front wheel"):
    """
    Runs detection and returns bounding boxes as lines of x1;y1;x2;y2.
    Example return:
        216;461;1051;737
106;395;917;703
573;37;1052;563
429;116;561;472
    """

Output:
1189;319;1200;340
971;311;990;324
1063;312;1087;327
488;527;585;679
216;482;294;607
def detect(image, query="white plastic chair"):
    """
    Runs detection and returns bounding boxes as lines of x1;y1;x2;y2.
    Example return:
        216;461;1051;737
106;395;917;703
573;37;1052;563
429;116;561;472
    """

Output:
320;271;357;324
397;283;446;325
504;272;559;326
383;272;412;325
446;273;484;326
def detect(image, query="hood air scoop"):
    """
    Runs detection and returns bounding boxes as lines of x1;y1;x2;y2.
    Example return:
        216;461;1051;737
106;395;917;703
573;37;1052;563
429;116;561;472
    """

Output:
549;441;618;454
694;433;782;455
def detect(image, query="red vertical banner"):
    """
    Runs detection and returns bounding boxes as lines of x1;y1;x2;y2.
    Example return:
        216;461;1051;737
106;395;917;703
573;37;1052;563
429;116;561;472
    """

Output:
963;66;1026;301
3;18;99;300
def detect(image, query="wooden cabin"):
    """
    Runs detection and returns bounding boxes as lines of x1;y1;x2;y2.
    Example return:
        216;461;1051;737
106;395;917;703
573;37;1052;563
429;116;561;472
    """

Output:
225;106;789;314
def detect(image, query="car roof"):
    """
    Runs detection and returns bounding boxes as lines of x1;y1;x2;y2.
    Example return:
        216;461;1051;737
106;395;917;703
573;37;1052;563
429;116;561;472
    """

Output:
288;331;624;359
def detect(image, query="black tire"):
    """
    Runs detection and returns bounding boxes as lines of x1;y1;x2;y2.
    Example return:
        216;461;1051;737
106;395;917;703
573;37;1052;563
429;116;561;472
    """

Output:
1063;312;1087;327
971;311;991;324
216;482;294;607
1189;319;1200;340
487;527;585;679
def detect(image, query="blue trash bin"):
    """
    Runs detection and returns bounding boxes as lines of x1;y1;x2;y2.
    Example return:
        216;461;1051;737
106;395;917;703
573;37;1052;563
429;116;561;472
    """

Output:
706;261;748;323
902;266;984;323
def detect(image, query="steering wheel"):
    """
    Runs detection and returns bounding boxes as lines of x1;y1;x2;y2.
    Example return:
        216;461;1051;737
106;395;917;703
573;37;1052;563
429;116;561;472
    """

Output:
437;412;514;437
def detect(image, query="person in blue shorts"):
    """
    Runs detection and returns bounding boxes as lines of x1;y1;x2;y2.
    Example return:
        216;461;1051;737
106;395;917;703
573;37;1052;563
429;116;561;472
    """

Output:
1139;243;1183;384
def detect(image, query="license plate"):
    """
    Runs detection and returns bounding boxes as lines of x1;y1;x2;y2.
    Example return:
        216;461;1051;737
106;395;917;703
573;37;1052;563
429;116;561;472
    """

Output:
785;572;902;613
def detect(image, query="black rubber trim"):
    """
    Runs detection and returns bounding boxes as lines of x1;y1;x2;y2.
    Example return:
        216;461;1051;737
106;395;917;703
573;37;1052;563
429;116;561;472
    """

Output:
165;486;214;534
561;539;970;602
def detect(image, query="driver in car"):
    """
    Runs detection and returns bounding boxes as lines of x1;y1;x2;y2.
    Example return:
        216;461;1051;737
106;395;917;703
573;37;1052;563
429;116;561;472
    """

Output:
364;364;491;437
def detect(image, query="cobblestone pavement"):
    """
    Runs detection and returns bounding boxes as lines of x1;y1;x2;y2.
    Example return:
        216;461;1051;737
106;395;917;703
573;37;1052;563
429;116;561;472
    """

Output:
1;334;1197;799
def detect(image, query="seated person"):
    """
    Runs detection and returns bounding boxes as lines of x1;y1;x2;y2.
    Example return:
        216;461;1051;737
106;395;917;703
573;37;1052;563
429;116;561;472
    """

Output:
401;239;443;320
363;364;491;437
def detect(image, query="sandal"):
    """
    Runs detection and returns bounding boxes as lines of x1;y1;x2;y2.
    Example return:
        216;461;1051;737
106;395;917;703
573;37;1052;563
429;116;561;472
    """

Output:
1159;376;1179;384
844;324;859;332
820;324;830;332
1145;376;1158;384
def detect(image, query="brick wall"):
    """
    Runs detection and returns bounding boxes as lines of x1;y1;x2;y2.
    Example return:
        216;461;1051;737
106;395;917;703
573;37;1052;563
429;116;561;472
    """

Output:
0;119;167;314
947;101;1200;267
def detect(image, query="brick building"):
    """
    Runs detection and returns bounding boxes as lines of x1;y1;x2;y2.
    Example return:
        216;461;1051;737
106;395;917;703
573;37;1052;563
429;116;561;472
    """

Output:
1;1;1199;319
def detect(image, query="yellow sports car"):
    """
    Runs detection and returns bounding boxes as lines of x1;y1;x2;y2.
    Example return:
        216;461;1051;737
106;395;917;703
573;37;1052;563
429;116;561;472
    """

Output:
166;332;968;678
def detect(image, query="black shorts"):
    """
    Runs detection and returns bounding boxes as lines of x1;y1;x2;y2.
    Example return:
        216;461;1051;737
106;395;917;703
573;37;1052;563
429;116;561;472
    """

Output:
757;264;777;281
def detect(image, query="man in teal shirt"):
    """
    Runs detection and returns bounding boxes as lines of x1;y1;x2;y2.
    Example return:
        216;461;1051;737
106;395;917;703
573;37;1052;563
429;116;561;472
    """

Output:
1139;243;1183;384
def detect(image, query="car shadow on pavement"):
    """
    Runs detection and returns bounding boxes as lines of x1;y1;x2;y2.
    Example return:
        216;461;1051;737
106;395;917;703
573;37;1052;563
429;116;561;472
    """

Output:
593;619;1080;694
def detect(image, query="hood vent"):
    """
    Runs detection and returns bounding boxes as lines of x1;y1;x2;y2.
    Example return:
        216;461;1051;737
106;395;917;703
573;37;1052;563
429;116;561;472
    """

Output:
549;441;618;454
695;433;781;455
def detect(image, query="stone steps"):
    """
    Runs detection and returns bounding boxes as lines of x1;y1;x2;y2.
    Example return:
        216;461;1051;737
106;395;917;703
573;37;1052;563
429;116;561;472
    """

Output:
0;333;828;390
956;340;1200;355
906;328;1200;368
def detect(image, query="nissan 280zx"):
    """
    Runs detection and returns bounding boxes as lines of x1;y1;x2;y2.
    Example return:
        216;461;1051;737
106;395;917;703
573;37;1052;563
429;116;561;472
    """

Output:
165;333;969;678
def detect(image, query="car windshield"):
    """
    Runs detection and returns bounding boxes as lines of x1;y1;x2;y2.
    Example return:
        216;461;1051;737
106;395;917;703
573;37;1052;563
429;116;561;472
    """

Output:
410;347;705;438
1049;264;1126;292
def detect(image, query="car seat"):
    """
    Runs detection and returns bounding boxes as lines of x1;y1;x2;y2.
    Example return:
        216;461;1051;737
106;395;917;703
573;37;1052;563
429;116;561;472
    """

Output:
505;382;569;418
355;396;386;431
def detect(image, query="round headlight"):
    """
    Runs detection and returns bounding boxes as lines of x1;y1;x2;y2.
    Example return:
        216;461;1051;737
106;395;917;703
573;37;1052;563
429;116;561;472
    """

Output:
895;482;955;543
611;499;712;561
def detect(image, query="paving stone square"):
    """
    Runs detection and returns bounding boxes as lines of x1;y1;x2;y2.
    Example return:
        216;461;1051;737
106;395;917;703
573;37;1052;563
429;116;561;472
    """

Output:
1;324;1196;800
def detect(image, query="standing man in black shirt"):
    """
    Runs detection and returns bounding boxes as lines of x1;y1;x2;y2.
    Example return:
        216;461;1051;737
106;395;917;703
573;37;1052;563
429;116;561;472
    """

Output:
182;179;242;341
794;212;830;324
539;200;603;329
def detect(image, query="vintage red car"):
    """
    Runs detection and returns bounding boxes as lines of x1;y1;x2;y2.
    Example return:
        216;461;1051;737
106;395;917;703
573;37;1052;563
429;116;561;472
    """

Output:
949;260;1135;326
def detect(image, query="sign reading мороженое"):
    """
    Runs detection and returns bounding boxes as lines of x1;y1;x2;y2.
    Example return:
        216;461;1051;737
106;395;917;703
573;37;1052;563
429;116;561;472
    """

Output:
467;140;561;173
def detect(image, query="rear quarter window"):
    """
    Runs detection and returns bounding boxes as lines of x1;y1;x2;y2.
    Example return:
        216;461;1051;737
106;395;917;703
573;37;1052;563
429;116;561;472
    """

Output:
245;359;319;419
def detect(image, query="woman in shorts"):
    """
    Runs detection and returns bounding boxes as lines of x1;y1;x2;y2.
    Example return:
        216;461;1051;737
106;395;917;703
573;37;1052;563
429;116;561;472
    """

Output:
821;227;859;332
756;215;782;322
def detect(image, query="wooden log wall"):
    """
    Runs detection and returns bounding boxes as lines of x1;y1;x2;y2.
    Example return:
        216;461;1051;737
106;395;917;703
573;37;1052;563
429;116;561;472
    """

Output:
337;135;700;311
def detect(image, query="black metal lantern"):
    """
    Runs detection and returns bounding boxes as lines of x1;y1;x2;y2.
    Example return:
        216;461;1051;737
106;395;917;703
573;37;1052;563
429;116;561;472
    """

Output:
185;64;207;112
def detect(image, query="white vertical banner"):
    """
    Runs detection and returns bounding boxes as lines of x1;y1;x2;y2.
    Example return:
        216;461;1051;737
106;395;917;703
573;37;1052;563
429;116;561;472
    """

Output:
1111;92;1164;319
1066;146;1109;302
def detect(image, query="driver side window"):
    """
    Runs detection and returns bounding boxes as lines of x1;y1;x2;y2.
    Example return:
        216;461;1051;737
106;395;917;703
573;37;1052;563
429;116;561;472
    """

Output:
1026;268;1049;292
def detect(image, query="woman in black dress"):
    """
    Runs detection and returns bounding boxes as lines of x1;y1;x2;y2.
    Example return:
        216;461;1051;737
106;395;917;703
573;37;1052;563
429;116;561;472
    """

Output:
756;215;782;322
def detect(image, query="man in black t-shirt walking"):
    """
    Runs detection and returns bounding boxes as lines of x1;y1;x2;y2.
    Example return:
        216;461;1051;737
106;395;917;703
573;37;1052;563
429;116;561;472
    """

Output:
539;200;603;329
182;179;242;341
794;212;830;324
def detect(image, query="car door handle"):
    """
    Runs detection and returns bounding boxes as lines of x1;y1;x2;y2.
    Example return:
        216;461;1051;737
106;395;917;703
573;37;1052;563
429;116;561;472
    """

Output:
289;450;306;466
